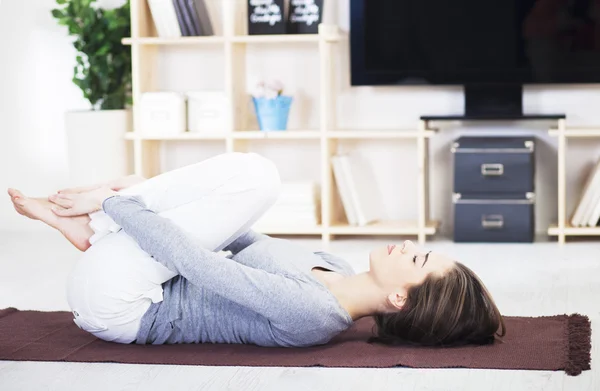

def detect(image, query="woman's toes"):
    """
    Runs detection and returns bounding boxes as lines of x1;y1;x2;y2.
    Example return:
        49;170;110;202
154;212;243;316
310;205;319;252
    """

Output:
8;188;25;199
8;188;20;199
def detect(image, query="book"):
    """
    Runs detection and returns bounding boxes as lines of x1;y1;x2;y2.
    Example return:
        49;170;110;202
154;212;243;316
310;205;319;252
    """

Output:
586;191;600;227
173;0;191;36
332;155;358;225
585;160;600;226
582;176;600;226
332;153;383;226
189;0;214;36
570;158;600;227
204;0;222;36
179;0;202;36
343;153;382;226
148;0;183;38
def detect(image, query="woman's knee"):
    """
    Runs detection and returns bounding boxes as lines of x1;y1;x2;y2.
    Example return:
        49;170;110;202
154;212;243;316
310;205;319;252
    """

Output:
243;153;281;198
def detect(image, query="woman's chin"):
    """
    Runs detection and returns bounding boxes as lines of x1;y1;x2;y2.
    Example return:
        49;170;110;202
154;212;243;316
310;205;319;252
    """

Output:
367;250;381;272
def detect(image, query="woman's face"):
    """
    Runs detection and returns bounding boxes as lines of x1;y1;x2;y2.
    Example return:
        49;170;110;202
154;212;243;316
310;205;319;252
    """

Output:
369;240;455;298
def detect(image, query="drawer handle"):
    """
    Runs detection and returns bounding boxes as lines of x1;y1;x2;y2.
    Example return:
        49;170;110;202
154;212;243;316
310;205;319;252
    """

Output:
481;163;504;176
482;215;504;229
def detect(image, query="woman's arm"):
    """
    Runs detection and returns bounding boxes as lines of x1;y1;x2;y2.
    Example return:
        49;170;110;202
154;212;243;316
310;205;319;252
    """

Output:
101;195;306;324
223;230;269;255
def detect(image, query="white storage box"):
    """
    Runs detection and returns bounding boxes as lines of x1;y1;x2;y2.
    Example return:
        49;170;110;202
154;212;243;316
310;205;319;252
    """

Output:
186;91;228;132
139;92;186;134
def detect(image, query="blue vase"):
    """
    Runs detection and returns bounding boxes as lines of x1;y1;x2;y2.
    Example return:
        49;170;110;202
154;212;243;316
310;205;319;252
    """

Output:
252;96;293;131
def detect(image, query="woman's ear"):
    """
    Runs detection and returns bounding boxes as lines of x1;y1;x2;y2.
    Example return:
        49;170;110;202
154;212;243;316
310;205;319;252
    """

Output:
387;292;407;311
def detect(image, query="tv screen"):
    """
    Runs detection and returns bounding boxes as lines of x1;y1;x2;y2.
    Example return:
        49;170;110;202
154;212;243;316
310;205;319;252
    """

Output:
351;0;600;86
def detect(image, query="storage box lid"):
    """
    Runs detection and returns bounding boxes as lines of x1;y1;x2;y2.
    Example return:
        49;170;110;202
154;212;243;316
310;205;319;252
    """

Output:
186;91;227;100
140;92;185;103
453;136;535;152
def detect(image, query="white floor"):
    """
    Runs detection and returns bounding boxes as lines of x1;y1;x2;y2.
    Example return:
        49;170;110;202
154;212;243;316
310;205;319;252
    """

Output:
0;230;598;391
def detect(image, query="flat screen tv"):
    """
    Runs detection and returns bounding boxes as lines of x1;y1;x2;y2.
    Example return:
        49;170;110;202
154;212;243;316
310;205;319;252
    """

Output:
350;0;600;117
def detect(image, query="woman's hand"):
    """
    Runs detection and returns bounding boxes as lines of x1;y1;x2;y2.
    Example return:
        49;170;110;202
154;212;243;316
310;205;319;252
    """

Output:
48;186;118;217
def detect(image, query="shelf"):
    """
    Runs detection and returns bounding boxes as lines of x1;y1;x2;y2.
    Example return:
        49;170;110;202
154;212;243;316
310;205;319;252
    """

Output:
122;36;225;45
122;34;341;46
328;220;439;235
422;114;566;121
548;128;600;138
125;132;228;140
124;130;439;141
327;130;436;139
232;130;321;140
253;225;323;235
548;224;600;236
231;34;340;44
252;221;440;236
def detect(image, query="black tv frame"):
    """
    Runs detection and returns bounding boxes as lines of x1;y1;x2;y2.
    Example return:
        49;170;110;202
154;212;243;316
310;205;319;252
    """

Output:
348;0;594;118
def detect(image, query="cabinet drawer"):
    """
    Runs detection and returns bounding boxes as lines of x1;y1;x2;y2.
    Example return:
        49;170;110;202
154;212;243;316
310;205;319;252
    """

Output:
452;136;535;194
453;194;534;242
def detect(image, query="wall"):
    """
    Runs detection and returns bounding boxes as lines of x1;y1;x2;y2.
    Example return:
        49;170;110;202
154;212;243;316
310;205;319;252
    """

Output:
2;0;600;236
0;0;89;233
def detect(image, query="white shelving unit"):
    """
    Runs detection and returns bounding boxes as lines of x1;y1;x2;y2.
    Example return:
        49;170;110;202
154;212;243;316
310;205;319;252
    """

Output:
547;125;600;244
124;0;600;246
124;0;439;245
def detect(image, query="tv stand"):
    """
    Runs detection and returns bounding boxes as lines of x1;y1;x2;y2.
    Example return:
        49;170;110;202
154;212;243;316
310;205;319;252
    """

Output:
416;113;600;245
464;84;524;118
421;114;566;121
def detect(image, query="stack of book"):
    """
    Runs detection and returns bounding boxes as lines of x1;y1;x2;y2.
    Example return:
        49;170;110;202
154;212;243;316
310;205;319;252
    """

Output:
253;182;320;230
331;153;383;226
147;0;219;38
570;157;600;227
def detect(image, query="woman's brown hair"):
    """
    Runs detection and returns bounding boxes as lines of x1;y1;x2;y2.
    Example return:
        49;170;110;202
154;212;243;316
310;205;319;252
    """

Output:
369;262;506;347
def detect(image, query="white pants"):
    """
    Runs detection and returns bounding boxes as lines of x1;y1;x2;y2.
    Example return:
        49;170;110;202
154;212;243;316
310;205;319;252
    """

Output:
66;152;281;343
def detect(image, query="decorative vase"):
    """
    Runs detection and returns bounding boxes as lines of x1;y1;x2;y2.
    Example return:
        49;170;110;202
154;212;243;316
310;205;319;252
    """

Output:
64;109;132;186
252;96;293;131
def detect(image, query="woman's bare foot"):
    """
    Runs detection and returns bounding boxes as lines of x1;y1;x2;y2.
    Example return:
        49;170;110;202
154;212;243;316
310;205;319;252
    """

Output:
8;188;93;251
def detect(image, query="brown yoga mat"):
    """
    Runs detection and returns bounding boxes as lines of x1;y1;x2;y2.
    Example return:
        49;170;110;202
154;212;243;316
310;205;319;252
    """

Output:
0;308;591;376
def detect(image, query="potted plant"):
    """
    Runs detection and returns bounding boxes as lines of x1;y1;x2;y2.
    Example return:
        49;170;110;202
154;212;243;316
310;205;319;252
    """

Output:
251;80;293;131
52;0;132;185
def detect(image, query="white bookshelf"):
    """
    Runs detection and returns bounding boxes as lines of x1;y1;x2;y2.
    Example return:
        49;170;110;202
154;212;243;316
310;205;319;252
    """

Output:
124;0;600;246
123;0;438;245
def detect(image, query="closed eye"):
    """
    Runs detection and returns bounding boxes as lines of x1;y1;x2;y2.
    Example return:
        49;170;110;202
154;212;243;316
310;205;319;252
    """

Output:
422;251;432;268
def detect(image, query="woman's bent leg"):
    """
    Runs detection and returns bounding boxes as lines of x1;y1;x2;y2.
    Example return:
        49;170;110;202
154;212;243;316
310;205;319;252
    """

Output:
67;152;280;343
88;151;280;250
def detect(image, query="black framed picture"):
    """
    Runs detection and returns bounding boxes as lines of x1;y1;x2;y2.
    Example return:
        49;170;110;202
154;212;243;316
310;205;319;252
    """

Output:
287;0;323;34
247;0;286;35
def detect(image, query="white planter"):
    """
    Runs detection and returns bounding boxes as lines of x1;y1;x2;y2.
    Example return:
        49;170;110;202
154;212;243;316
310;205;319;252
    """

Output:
65;109;132;186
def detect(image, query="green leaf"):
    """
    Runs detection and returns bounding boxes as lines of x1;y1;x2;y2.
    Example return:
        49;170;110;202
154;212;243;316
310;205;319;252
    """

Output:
51;9;64;19
68;24;79;35
96;44;110;56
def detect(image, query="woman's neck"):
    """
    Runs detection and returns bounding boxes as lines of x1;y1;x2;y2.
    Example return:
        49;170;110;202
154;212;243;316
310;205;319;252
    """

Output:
328;272;389;320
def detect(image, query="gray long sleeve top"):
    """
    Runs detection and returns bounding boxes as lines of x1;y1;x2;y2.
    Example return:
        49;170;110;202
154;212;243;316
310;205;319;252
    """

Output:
101;195;356;347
